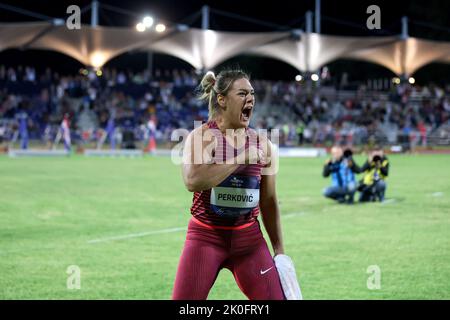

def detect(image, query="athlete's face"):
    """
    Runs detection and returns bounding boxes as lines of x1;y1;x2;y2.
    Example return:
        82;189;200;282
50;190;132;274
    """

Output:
218;78;255;129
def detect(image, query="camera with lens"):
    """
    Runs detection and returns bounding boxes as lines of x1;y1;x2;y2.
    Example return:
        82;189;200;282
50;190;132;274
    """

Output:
372;155;382;162
343;148;353;159
342;148;353;167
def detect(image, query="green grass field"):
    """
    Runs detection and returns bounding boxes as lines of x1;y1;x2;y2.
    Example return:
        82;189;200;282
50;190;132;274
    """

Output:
0;154;449;299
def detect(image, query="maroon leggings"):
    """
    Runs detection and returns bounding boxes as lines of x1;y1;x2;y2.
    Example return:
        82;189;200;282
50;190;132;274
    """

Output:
172;218;285;300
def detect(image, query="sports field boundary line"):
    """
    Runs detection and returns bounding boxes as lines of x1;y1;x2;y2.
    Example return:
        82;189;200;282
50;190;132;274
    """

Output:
283;212;307;219
87;227;187;244
88;211;308;244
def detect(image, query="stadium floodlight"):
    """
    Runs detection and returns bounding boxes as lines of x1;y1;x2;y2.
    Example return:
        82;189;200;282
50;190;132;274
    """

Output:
408;77;415;84
311;73;319;81
136;22;146;32
295;75;303;82
143;16;154;28
155;23;166;33
90;52;106;69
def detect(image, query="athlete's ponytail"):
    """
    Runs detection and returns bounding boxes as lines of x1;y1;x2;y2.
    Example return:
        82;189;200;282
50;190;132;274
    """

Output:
199;71;217;119
198;68;249;121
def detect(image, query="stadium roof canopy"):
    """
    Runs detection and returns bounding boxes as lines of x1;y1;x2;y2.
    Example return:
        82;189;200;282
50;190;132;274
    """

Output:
0;22;168;68
439;55;450;63
0;22;53;51
343;37;450;76
0;22;449;75
247;33;399;73
145;28;289;70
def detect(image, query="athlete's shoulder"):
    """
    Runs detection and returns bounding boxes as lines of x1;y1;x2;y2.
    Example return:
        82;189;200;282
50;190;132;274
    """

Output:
190;122;208;134
187;123;210;141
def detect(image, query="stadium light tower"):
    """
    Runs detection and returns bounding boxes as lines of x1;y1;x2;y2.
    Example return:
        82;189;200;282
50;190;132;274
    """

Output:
134;14;166;76
91;0;99;27
315;0;321;33
400;16;409;83
305;11;313;33
314;0;321;86
202;5;210;30
401;16;409;40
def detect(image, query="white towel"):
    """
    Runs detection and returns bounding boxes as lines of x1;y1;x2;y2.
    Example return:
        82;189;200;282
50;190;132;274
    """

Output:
274;254;303;300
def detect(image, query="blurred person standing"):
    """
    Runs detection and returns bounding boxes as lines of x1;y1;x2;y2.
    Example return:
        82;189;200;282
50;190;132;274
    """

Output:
296;120;304;145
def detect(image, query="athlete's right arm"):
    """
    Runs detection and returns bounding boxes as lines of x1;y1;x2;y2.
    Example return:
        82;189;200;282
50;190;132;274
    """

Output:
181;126;241;192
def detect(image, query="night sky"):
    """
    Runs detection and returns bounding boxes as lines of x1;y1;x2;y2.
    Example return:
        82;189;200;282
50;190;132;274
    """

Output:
0;0;449;83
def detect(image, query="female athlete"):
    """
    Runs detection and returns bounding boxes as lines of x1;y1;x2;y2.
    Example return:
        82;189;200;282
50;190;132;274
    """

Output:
172;69;286;300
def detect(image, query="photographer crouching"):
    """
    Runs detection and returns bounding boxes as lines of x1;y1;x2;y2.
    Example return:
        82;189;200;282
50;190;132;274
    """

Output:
322;146;359;204
357;145;389;202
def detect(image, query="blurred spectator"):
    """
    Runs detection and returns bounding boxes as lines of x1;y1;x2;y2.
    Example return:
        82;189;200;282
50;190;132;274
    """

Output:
322;146;359;204
355;145;389;202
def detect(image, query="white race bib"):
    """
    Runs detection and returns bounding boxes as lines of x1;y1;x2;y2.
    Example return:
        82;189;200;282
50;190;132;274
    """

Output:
210;175;260;217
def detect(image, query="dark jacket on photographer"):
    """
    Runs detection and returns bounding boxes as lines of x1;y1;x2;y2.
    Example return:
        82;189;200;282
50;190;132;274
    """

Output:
356;156;389;186
323;156;359;188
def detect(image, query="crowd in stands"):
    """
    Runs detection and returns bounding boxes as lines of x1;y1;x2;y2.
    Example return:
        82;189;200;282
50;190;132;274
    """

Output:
0;65;449;148
0;65;207;146
258;80;450;147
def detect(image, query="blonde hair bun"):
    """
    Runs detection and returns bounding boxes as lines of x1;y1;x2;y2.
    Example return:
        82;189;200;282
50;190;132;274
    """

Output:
201;71;216;94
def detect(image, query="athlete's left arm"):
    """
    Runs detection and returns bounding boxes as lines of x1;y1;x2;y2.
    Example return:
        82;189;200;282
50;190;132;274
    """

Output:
259;139;284;256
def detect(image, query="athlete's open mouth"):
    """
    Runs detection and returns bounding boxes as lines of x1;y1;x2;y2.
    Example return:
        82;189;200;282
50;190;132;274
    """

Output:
241;105;253;122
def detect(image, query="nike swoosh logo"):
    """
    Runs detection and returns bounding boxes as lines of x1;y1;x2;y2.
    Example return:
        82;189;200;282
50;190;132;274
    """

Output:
260;267;273;275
